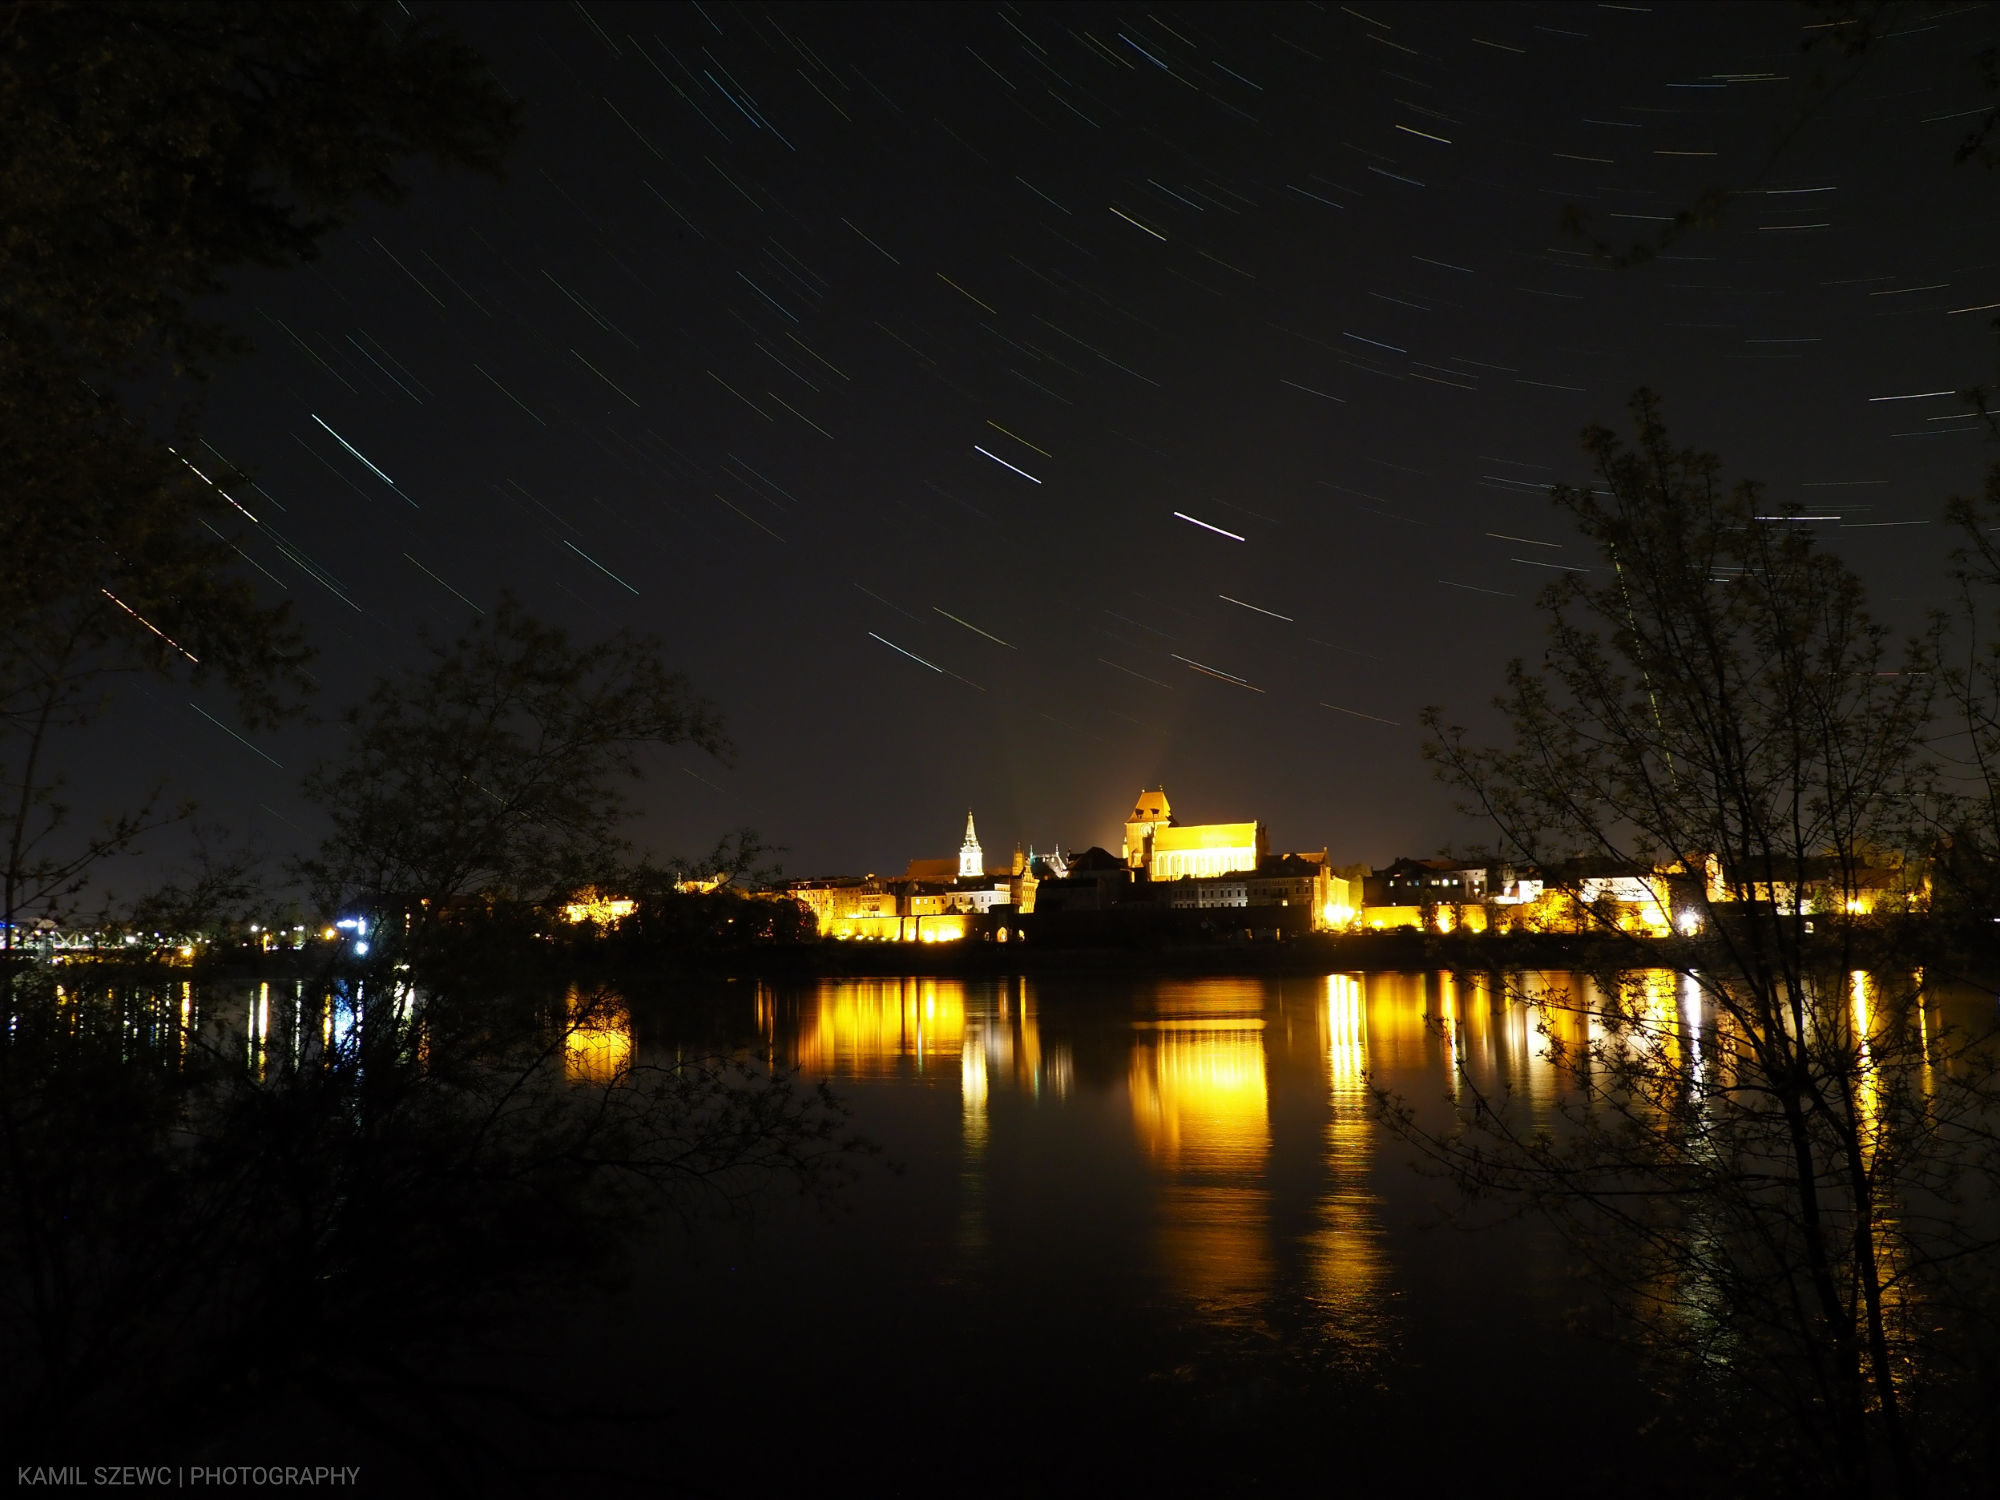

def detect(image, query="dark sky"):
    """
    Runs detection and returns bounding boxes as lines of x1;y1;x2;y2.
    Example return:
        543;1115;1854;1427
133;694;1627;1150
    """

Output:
110;0;2000;886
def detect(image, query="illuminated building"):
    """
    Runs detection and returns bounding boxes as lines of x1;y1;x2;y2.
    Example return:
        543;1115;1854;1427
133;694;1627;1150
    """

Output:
819;912;971;943
1578;873;1672;935
958;809;983;878
1697;853;1915;916
1363;902;1488;934
789;811;1039;941
1378;857;1488;904
560;889;637;926
899;810;1037;918
1162;853;1356;933
785;878;896;932
1121;786;1267;881
1362;858;1506;933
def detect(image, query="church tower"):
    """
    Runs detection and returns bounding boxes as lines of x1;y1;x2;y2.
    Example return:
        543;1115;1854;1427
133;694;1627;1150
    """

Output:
958;810;984;878
1123;787;1172;871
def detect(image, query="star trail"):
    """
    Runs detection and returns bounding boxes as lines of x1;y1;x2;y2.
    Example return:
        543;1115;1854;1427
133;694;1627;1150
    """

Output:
143;0;1998;874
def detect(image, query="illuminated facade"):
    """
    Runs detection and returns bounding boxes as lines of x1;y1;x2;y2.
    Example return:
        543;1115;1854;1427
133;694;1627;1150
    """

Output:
1162;859;1356;932
1380;858;1488;904
903;810;1036;919
786;880;896;932
792;811;1038;941
1121;786;1267;881
1698;853;1914;917
959;810;983;878
561;890;637;926
1363;903;1489;934
820;912;971;943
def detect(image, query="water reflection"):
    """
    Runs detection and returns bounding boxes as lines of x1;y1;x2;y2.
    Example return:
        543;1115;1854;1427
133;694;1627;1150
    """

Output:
1131;983;1271;1309
565;987;634;1085
779;977;967;1077
755;973;1458;1357
1129;993;1267;1173
755;966;2000;1366
1312;975;1386;1339
34;964;1996;1429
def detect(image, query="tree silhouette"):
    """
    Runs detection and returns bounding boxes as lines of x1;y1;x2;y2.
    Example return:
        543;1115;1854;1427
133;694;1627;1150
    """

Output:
300;598;727;956
1;2;521;945
1401;393;2000;1493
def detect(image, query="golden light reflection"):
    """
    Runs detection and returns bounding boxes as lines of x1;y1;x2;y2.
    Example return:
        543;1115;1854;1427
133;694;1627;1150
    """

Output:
564;987;633;1085
1130;1024;1269;1172
961;1036;989;1150
1681;972;1705;1091
1327;975;1365;1084
1356;972;1441;1073
1843;970;1917;1354
1638;969;1683;1076
1850;970;1881;1159
1131;996;1271;1308
769;979;1059;1105
1308;974;1388;1338
787;978;968;1077
246;980;270;1080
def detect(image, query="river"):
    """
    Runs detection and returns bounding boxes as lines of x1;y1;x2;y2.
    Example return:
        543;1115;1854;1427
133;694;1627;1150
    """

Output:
588;967;1971;1494
92;966;1999;1492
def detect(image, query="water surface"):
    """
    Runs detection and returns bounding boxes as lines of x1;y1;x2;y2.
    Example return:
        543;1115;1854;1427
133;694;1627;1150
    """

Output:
614;971;1724;1491
165;966;1997;1491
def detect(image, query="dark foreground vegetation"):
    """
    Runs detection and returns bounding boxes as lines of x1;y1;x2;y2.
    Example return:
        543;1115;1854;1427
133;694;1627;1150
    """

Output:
0;959;858;1481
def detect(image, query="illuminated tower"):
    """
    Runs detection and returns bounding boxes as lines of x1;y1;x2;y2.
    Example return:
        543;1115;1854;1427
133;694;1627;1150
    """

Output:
959;810;984;878
1123;787;1173;870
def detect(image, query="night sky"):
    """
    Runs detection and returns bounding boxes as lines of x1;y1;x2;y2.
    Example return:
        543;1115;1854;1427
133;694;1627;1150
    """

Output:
109;1;2000;887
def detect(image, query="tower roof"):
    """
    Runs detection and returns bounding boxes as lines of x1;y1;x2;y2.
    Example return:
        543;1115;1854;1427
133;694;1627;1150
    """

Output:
1128;787;1171;823
958;808;983;878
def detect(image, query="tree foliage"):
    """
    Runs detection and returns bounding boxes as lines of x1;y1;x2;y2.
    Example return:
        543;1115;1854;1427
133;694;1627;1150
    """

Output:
0;2;521;941
1562;1;1999;271
1428;390;1932;895
300;599;728;944
3;1;519;379
1934;466;2000;929
1403;393;2000;1494
0;969;853;1469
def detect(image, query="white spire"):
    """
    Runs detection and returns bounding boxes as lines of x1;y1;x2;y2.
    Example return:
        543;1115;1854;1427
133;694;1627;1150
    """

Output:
959;809;983;878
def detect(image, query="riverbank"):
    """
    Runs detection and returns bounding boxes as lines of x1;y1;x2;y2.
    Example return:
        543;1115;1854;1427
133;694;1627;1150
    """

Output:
46;920;1979;987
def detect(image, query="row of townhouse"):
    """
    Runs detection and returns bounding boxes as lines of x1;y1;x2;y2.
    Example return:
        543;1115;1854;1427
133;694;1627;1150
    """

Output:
1355;855;1921;936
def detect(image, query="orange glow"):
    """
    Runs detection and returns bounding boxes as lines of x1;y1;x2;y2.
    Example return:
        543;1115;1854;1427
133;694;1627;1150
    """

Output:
787;978;968;1077
1850;970;1882;1157
825;913;968;943
564;987;633;1084
1363;905;1424;930
1327;974;1365;1084
1129;1024;1268;1170
562;893;637;925
1131;1003;1270;1308
1310;974;1389;1341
